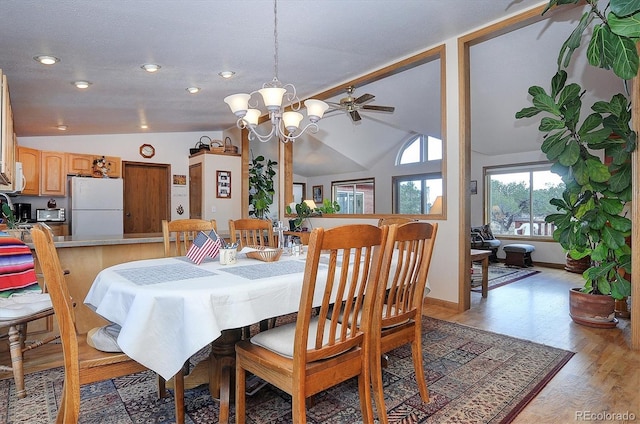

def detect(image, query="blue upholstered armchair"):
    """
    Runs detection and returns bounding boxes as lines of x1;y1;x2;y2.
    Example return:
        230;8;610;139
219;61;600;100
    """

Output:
471;224;500;262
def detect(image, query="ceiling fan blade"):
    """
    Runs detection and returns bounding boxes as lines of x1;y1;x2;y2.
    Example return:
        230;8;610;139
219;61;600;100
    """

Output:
349;110;362;122
354;93;374;104
362;105;395;112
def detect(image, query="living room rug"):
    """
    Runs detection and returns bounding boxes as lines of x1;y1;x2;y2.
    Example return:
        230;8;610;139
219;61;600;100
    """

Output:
0;317;573;424
471;264;540;293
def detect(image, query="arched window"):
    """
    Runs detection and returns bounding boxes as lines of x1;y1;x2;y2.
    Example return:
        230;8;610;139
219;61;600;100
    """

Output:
397;134;442;165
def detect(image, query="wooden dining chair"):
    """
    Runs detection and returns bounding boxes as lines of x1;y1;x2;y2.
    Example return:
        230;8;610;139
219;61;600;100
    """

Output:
371;221;438;424
162;218;218;257
235;224;389;424
0;236;59;399
30;224;185;424
229;218;276;336
228;218;274;248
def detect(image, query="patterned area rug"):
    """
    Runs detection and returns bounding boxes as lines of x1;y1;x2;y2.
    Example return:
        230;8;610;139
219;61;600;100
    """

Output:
0;317;573;424
471;264;540;293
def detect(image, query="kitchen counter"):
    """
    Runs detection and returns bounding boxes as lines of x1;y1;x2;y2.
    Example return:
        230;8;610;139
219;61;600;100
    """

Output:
25;232;164;248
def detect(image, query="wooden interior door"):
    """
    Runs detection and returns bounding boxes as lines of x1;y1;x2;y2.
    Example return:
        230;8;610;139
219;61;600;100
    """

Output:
189;163;202;219
123;161;170;233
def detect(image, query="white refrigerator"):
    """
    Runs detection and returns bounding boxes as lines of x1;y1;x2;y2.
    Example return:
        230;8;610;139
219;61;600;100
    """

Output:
70;177;124;236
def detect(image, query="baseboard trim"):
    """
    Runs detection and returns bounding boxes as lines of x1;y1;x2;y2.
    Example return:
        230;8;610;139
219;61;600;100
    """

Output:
424;297;458;310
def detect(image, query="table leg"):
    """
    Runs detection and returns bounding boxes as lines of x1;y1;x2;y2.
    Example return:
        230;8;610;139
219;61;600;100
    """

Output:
209;328;242;424
481;256;489;298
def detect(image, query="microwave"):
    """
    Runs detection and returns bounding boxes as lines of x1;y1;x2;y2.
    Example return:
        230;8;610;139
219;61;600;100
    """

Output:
36;208;65;222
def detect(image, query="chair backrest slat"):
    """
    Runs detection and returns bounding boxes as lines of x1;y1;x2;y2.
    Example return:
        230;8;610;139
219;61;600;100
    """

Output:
228;218;274;248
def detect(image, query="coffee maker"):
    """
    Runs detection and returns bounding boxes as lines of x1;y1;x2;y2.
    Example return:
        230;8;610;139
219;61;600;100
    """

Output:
14;203;31;221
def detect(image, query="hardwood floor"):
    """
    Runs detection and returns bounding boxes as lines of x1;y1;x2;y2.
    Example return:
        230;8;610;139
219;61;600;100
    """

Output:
426;266;639;423
2;266;638;422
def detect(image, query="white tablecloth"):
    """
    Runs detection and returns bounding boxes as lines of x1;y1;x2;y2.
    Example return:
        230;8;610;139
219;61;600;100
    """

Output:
85;254;311;380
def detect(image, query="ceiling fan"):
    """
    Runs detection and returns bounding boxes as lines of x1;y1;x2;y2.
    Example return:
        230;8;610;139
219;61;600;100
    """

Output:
326;85;395;122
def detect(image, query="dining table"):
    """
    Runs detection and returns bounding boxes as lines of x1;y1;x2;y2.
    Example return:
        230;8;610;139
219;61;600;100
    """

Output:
85;249;315;423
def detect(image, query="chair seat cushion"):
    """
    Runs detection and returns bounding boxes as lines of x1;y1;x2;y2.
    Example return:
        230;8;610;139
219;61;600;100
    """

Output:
87;323;123;352
483;239;501;248
503;244;535;253
0;291;51;320
251;317;346;358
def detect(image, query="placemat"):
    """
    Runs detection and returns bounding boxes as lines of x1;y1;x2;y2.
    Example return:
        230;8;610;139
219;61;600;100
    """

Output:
221;260;311;280
115;262;217;286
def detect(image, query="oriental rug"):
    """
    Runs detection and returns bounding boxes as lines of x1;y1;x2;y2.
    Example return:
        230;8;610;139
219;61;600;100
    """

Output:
0;317;573;424
471;264;540;294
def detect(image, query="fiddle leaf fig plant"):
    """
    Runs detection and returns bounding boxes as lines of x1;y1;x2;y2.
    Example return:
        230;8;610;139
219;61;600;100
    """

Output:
515;0;638;300
248;154;277;219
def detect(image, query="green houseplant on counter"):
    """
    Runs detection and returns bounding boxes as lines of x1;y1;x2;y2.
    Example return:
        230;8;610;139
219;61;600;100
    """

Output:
515;0;636;327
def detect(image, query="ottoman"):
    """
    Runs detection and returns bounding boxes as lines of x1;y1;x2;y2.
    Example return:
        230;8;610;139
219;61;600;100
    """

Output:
503;244;535;267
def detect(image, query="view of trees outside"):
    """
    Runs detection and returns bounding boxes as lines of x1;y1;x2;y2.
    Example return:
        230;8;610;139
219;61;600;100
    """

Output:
397;177;442;214
488;170;564;236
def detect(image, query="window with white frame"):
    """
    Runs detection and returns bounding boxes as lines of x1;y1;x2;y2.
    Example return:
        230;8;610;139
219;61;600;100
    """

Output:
485;162;565;238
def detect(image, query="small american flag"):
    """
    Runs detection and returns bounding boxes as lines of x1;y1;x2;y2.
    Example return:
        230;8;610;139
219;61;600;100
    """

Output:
186;231;221;265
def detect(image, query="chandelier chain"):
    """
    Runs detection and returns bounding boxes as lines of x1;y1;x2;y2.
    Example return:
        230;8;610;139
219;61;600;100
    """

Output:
273;0;279;82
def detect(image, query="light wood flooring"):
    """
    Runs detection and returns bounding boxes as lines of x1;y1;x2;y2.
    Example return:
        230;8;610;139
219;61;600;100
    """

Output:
2;266;638;423
426;266;639;423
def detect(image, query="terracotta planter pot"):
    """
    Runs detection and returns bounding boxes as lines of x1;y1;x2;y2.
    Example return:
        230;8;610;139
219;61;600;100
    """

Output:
569;288;618;328
565;254;591;274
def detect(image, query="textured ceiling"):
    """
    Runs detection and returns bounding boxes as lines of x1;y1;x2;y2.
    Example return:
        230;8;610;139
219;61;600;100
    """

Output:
0;0;621;174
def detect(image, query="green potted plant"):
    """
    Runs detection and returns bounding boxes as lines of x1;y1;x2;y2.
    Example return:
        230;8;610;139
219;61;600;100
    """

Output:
315;199;341;214
248;153;277;219
1;203;17;230
285;201;315;231
515;0;637;327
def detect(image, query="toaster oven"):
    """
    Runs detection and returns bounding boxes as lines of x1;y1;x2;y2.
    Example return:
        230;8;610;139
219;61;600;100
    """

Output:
36;208;65;222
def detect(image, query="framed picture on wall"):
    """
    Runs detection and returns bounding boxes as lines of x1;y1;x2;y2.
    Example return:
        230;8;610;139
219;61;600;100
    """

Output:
217;171;231;198
312;185;323;203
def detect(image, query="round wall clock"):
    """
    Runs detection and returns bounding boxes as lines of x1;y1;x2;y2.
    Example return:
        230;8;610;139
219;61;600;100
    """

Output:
139;143;155;158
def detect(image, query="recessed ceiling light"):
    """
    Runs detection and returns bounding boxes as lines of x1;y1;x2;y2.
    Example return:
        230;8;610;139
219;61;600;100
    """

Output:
186;87;201;94
57;125;68;131
72;81;92;89
218;71;235;79
141;63;161;73
140;124;148;129
34;55;60;65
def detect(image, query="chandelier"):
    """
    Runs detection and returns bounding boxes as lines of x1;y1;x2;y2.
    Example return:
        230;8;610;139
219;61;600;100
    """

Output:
224;0;329;143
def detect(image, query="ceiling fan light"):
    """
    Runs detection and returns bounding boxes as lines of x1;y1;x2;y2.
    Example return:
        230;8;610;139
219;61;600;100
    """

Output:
224;93;251;117
244;109;261;126
259;87;286;111
304;99;329;123
282;111;303;132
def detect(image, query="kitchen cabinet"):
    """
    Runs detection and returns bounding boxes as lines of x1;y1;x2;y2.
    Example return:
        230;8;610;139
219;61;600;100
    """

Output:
40;151;66;196
67;153;94;176
0;70;16;191
17;146;40;195
105;156;121;178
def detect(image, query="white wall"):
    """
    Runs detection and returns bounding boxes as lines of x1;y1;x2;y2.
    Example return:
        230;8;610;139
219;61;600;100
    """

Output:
16;131;241;221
